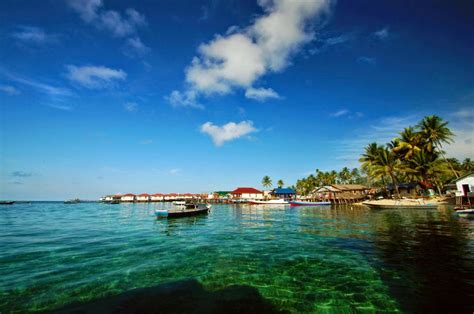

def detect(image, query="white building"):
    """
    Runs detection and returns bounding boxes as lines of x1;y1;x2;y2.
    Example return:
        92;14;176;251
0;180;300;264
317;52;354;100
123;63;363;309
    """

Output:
121;194;136;202
150;194;164;202
455;172;474;197
136;193;150;202
230;187;264;200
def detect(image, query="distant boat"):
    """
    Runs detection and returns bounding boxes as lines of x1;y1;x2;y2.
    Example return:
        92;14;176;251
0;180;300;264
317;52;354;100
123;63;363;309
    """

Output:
64;198;80;204
455;208;474;219
109;200;120;204
155;203;211;218
289;201;331;207
248;199;289;205
0;201;15;205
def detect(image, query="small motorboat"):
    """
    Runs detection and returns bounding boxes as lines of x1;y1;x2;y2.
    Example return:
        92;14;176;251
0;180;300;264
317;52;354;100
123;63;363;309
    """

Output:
155;203;211;218
0;201;15;205
64;198;80;204
289;201;331;207
172;201;186;206
455;208;474;219
248;199;289;205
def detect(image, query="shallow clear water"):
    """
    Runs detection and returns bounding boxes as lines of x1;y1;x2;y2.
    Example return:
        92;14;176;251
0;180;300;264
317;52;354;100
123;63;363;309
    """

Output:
0;203;473;313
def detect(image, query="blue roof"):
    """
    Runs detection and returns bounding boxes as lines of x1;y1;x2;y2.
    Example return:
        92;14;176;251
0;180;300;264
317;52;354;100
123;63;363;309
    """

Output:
273;188;296;194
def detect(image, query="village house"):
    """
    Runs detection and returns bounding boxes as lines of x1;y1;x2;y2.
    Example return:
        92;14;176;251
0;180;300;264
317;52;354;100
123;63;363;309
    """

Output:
150;193;164;202
454;172;474;206
230;187;264;200
121;194;136;202
136;193;150;202
315;184;369;201
271;188;296;200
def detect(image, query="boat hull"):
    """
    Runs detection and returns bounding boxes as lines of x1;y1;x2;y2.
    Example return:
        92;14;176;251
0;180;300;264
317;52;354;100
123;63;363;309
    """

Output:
155;205;211;218
248;200;289;205
289;201;331;207
363;203;438;210
0;201;15;205
455;209;474;219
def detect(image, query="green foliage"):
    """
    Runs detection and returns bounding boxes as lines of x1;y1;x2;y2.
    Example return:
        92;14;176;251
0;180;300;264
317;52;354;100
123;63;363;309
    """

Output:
262;176;272;189
293;115;470;197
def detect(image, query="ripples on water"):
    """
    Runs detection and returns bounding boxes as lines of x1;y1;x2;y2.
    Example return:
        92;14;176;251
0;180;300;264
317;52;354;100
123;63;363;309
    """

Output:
0;203;473;313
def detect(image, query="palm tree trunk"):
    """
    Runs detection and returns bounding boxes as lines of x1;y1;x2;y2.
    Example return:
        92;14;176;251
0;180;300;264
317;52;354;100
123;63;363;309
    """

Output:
437;144;459;178
389;172;401;199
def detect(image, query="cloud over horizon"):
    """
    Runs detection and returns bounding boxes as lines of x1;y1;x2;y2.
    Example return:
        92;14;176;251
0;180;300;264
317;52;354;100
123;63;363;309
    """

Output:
169;0;332;107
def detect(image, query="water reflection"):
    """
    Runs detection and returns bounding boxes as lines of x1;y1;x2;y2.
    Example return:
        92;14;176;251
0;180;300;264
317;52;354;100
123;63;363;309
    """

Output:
371;208;474;313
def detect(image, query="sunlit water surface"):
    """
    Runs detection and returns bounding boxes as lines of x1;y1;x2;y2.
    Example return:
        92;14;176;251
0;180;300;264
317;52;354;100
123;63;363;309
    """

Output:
1;203;473;313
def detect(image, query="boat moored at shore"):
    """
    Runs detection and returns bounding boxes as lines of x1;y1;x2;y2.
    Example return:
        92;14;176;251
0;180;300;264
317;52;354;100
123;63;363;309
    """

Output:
248;199;289;205
289;201;331;207
362;199;438;210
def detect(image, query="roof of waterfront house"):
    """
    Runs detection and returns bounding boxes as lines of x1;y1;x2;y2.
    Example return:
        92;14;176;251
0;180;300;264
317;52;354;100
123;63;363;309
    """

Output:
138;193;150;197
231;187;263;194
331;184;368;191
122;193;136;197
152;193;164;196
454;171;474;182
272;188;296;194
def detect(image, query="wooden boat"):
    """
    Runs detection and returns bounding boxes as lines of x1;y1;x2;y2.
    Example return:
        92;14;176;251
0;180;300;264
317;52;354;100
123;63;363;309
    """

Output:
362;199;438;210
289;201;331;207
248;199;289;205
0;201;15;205
455;209;474;219
155;203;211;218
64;198;80;204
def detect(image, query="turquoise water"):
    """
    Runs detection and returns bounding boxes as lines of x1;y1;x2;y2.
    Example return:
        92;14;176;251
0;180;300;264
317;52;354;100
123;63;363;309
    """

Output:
0;203;473;313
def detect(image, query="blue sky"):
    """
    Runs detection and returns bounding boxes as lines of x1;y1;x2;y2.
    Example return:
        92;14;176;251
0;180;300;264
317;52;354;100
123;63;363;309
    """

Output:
1;0;473;200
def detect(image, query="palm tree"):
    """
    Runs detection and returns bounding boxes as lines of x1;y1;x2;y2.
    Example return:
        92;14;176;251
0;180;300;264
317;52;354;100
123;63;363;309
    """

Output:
370;147;402;198
261;176;272;189
360;143;385;184
417;115;458;178
277;179;284;188
338;167;351;184
461;158;474;173
393;127;422;159
409;149;449;195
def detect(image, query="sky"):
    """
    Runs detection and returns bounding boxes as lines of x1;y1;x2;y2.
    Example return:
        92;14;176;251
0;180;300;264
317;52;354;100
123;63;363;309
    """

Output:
0;0;473;200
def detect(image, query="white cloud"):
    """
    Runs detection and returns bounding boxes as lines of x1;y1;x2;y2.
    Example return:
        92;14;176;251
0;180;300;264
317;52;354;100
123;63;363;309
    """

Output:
373;27;389;40
357;56;376;65
0;85;20;95
5;72;72;96
11;26;58;45
45;103;73;111
170;0;332;107
66;65;126;89
245;87;280;101
124;36;150;57
200;120;258;146
169;168;182;176
167;90;203;109
123;102;138;112
67;0;147;37
331;109;349;117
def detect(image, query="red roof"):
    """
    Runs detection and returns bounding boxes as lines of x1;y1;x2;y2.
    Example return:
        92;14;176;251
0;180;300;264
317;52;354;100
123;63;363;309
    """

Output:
231;187;263;194
138;193;150;197
152;193;163;196
122;193;135;197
